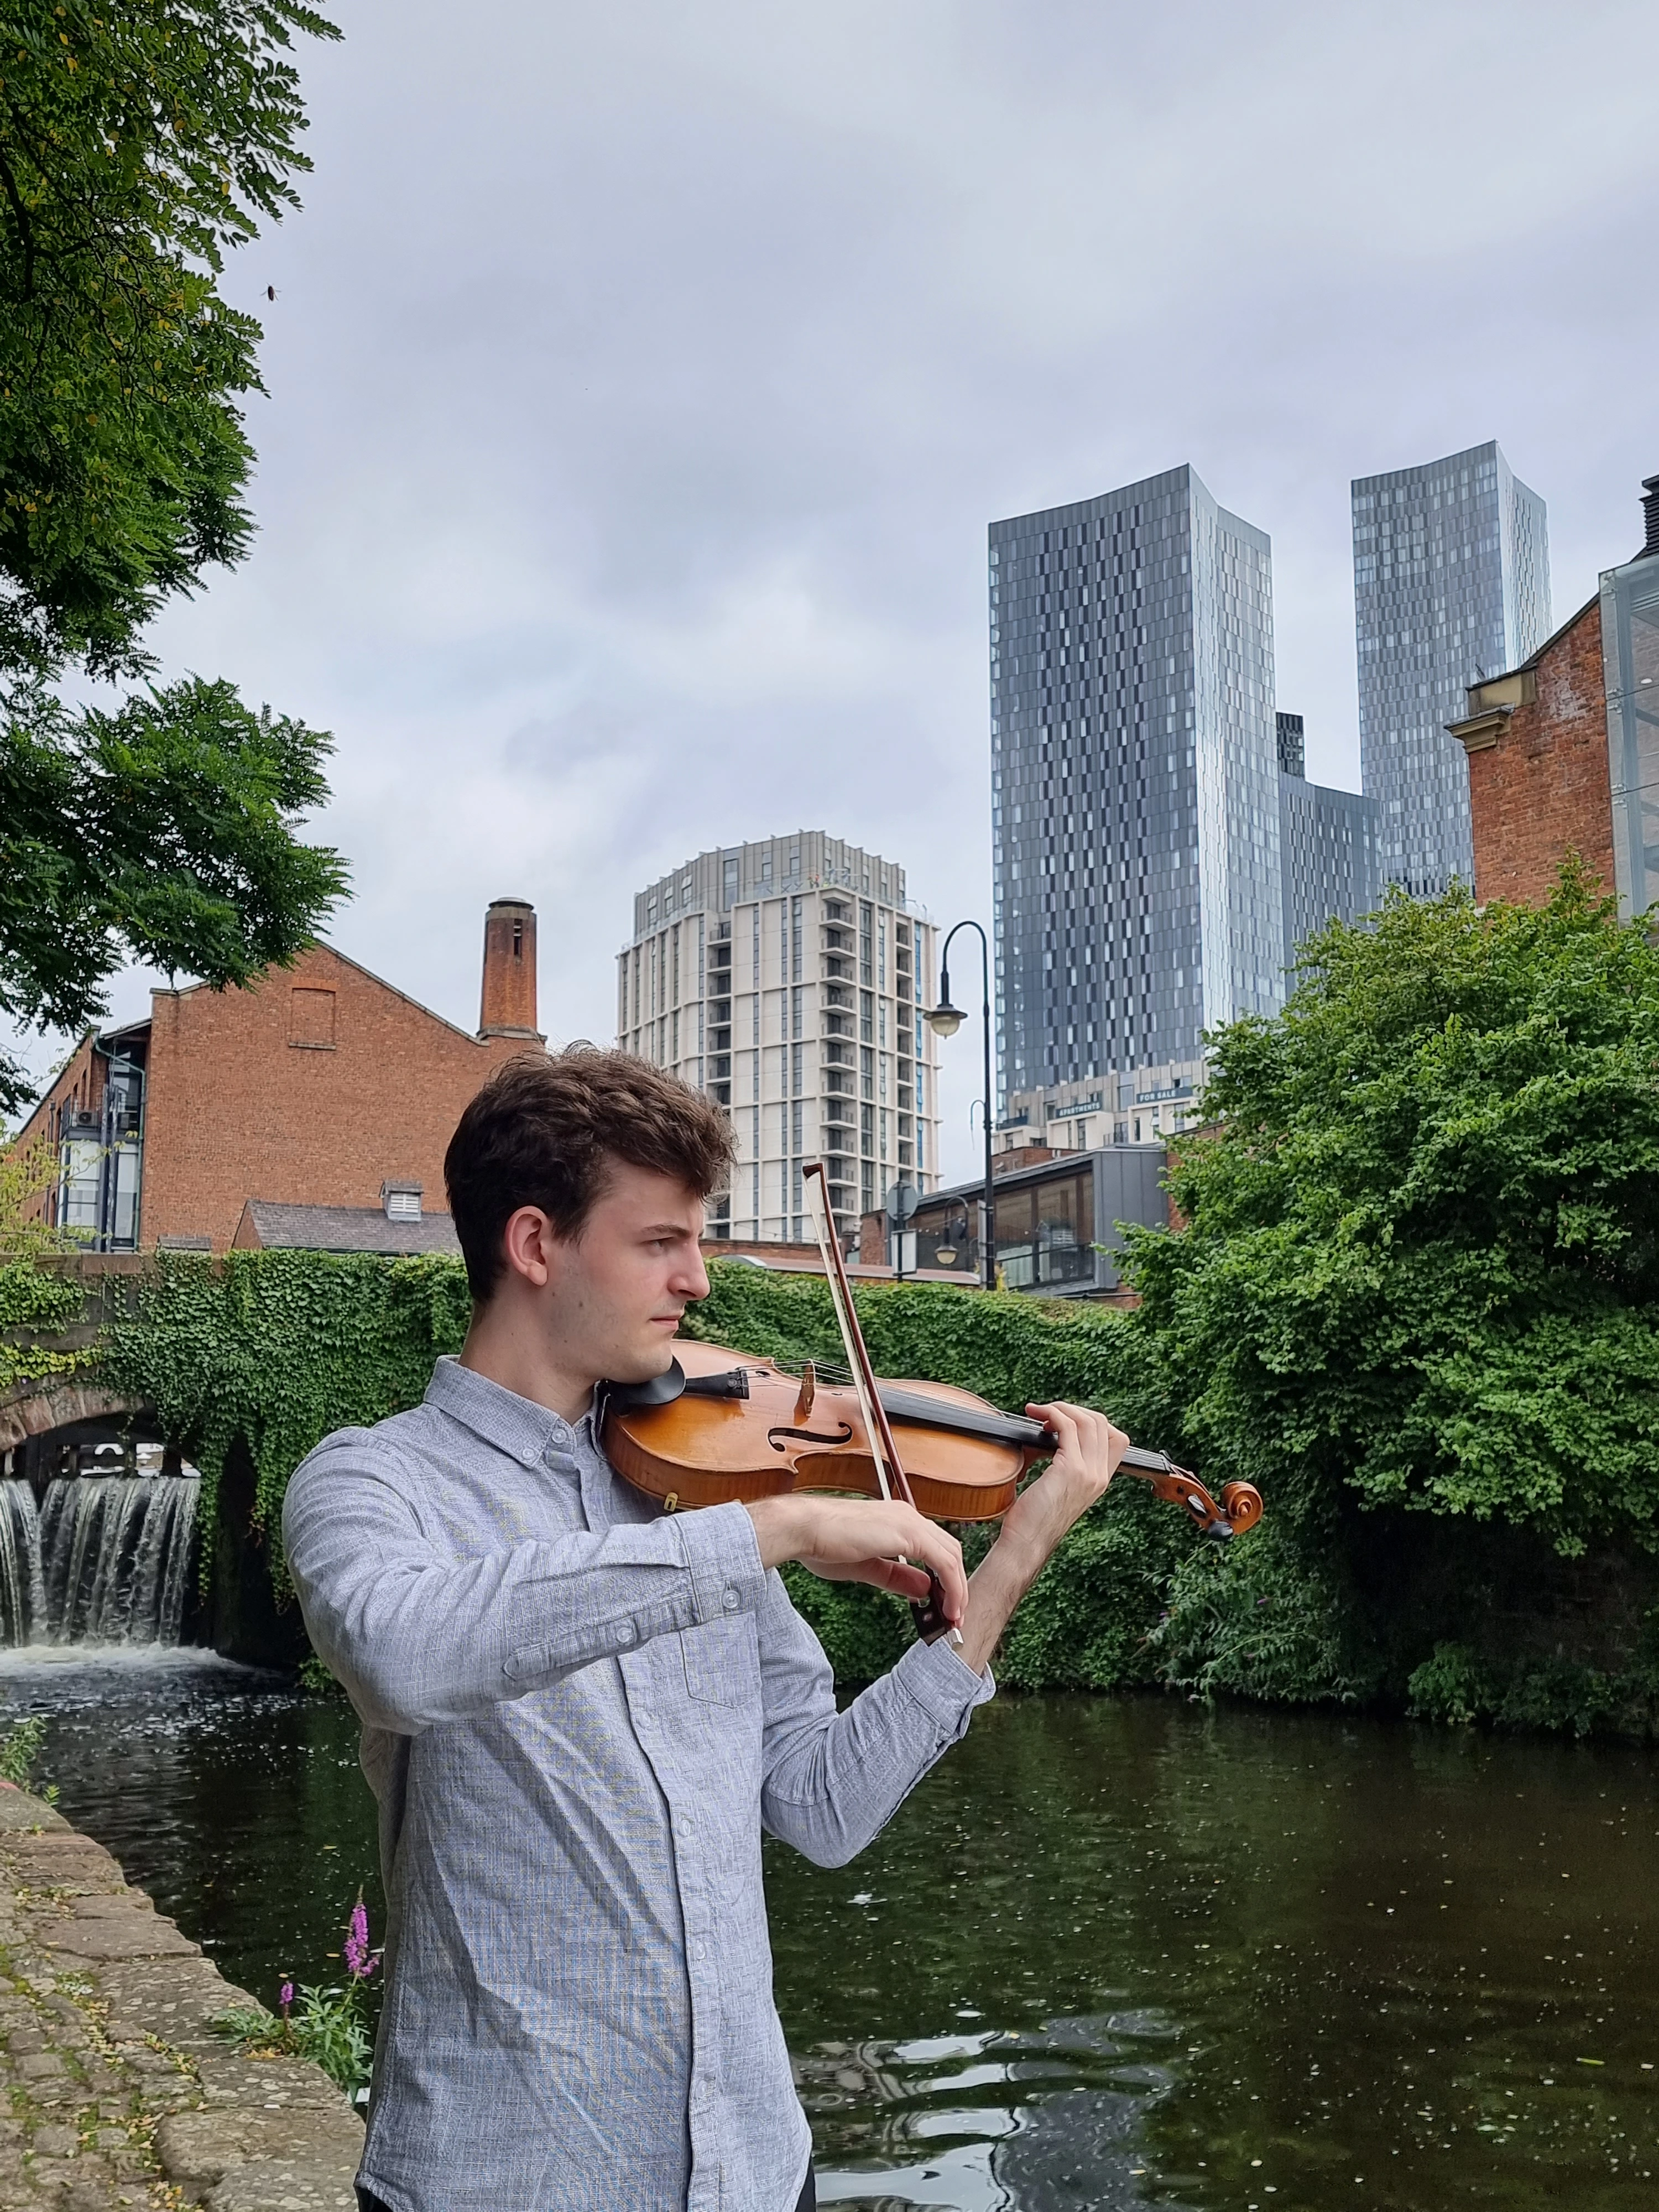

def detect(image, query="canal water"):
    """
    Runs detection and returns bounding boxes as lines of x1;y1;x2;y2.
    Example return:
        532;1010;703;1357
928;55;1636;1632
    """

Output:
4;1648;1656;2211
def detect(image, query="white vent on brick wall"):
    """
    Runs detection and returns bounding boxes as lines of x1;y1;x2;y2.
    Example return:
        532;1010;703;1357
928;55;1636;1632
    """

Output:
382;1182;422;1222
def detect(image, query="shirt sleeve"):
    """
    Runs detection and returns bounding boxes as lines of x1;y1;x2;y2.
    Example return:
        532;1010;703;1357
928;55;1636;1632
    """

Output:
281;1432;768;1735
755;1572;994;1867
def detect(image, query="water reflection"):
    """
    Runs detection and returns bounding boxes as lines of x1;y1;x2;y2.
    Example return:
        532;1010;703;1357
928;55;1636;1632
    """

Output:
768;1697;1659;2210
5;1656;1657;2210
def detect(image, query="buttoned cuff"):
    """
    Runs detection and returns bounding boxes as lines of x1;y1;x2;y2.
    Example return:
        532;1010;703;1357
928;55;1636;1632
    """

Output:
675;1499;769;1627
891;1628;996;1732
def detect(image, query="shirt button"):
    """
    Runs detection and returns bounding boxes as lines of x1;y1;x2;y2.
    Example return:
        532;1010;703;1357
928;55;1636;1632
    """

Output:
616;1621;637;1646
681;1815;697;1837
722;1588;740;1611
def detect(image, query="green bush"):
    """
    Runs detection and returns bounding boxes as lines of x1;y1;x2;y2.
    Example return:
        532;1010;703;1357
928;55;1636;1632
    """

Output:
1405;1642;1491;1727
216;1983;373;2100
0;1715;49;1790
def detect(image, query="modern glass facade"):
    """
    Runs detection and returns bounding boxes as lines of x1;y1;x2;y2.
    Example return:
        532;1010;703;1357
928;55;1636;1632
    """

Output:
1279;768;1383;969
909;1144;1168;1298
990;465;1282;1107
1353;441;1551;899
1601;542;1659;920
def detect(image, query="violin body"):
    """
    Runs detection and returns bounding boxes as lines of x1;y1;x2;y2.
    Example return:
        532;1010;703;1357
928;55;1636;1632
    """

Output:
602;1338;1263;1539
605;1339;1026;1520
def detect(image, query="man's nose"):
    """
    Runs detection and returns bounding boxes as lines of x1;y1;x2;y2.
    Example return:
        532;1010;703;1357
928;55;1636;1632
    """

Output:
672;1244;710;1302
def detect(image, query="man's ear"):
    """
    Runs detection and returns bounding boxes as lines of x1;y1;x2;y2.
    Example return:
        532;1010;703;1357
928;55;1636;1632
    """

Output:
500;1206;559;1290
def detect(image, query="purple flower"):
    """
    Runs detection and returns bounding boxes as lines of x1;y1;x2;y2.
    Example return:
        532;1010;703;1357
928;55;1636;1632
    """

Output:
343;1896;378;1981
278;1980;294;2017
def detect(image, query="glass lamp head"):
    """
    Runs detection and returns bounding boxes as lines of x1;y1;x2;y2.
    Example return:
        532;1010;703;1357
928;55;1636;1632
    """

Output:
925;1000;966;1039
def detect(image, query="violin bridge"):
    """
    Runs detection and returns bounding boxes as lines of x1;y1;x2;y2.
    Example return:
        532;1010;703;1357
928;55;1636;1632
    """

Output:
793;1362;816;1424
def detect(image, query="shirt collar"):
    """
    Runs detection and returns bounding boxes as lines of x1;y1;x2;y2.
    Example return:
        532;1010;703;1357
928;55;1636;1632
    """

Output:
424;1354;590;1466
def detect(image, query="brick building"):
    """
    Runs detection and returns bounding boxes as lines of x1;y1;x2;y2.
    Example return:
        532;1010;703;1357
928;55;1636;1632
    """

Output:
14;899;544;1251
1447;597;1613;906
1448;472;1658;912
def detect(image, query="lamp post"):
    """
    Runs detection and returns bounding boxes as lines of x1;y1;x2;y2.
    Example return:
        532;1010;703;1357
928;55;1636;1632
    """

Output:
925;920;996;1292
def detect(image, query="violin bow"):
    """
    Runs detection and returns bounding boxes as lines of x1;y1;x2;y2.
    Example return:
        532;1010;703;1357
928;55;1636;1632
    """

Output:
801;1164;961;1645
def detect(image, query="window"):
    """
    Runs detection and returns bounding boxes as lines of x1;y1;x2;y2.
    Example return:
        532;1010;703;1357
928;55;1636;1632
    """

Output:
289;988;336;1048
996;1168;1095;1290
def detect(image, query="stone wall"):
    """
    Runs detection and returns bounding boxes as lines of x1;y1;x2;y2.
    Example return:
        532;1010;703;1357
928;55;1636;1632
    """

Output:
0;1784;360;2209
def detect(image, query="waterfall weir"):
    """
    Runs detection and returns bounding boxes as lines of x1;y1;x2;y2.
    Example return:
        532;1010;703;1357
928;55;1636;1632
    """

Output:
0;1468;200;1647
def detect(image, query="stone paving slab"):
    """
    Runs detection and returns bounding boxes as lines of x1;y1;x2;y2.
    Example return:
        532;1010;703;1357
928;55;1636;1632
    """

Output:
0;1782;362;2209
206;2162;358;2212
155;2114;364;2192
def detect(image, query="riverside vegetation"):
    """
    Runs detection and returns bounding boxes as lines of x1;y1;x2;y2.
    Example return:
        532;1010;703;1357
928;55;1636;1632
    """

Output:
19;867;1659;1738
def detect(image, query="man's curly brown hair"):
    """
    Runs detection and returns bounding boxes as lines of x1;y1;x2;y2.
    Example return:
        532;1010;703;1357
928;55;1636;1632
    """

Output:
444;1047;735;1302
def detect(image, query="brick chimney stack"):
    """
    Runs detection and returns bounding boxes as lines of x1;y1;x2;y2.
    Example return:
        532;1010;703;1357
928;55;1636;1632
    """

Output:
478;899;542;1040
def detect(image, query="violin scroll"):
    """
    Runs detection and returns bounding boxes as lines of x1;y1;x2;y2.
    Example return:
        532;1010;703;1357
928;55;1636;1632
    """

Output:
1218;1480;1264;1535
1110;1449;1263;1542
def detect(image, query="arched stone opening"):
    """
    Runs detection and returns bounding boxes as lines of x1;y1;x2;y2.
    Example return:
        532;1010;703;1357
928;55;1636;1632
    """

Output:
0;1391;206;1650
0;1385;306;1668
0;1382;153;1462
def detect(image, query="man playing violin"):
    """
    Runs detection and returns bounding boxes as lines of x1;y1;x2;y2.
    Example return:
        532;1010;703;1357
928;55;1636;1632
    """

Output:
284;1047;1126;2212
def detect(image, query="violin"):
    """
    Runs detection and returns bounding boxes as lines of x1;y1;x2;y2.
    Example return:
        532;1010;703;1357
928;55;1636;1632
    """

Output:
602;1162;1262;1577
603;1336;1262;1541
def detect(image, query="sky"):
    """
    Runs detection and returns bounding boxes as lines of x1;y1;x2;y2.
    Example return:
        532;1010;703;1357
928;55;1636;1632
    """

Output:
9;0;1659;1178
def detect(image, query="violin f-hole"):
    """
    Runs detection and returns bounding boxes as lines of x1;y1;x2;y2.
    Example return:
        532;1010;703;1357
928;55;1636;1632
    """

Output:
767;1421;855;1453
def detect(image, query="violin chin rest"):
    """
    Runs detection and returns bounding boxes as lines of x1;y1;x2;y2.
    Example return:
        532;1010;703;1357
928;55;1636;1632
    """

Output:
601;1359;687;1413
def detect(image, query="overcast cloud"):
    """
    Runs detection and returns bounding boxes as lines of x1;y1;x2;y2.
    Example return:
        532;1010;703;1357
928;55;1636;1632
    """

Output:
9;0;1659;1177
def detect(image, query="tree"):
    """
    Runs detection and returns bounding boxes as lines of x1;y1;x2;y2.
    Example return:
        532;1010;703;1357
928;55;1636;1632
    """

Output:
0;0;347;1119
1127;864;1659;1564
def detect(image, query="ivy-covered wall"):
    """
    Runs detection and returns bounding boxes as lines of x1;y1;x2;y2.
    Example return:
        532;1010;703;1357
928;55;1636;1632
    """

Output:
88;1246;1659;1736
103;1250;472;1576
0;1257;92;1397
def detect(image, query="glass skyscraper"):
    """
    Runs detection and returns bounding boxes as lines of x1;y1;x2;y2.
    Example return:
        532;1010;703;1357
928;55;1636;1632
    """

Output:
1353;440;1551;899
990;465;1284;1104
1279;761;1381;973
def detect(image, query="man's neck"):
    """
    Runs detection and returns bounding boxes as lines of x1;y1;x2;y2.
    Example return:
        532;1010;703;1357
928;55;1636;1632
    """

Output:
458;1301;598;1424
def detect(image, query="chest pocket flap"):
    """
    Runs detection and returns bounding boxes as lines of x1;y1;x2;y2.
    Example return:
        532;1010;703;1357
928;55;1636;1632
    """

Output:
681;1612;760;1707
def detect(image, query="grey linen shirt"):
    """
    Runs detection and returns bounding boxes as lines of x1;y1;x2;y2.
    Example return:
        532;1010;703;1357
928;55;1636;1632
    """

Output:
282;1355;993;2212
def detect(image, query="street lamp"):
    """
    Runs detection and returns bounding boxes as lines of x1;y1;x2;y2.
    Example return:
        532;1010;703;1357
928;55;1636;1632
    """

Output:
926;919;995;1291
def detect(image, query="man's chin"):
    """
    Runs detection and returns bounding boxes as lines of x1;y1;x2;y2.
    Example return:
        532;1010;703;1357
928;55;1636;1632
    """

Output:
606;1338;681;1387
